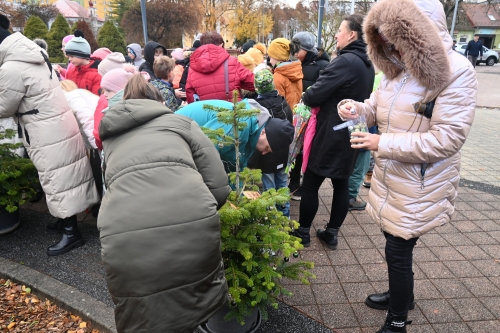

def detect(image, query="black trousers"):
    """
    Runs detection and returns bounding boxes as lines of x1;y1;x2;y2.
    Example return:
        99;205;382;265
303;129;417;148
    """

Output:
89;149;103;199
384;232;419;316
298;168;349;229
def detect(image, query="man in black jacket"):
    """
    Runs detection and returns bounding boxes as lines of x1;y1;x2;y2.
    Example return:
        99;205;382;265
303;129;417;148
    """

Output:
465;34;483;68
251;69;293;217
292;15;375;250
288;31;331;200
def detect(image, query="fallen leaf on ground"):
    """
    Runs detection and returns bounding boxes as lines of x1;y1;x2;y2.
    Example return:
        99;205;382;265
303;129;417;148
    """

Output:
0;280;99;332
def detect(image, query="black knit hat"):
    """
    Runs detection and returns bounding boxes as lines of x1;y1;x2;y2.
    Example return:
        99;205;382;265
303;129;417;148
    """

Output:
265;118;294;152
0;13;11;45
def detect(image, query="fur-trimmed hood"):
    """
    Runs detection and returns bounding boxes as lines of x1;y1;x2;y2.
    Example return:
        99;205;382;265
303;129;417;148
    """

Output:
364;0;451;91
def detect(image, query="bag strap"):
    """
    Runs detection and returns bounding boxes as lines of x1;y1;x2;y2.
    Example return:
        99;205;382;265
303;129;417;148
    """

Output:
224;58;229;101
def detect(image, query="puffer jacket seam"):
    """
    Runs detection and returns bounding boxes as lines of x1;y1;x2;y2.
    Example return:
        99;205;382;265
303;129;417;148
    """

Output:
101;211;220;240
44;174;95;196
110;258;223;298
107;161;195;188
26;130;81;149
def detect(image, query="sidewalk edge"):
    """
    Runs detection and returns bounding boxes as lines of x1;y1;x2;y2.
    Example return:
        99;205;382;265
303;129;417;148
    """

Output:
0;257;117;333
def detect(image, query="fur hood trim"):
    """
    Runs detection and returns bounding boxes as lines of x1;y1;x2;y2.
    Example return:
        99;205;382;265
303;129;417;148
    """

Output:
364;0;451;91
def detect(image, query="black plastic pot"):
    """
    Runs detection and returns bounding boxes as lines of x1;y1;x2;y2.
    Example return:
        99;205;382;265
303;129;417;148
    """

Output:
0;206;20;235
198;304;262;333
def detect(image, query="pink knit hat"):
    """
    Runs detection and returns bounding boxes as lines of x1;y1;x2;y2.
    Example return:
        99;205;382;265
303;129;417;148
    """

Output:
92;47;112;61
62;35;74;44
101;64;136;92
170;48;184;61
98;52;126;76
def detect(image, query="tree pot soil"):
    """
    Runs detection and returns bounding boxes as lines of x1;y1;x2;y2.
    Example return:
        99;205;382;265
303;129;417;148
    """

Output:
0;206;20;235
198;303;262;333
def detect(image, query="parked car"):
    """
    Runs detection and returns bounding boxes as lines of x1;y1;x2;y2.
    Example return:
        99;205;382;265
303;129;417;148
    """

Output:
456;43;499;66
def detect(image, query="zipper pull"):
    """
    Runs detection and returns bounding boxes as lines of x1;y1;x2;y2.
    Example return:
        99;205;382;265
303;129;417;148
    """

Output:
402;72;410;84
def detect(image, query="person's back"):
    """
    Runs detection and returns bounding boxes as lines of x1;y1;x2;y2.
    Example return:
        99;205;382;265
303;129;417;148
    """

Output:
186;31;255;103
99;76;229;333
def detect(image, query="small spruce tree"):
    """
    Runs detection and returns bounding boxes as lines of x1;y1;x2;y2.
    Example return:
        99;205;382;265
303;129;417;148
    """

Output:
71;20;99;52
200;91;315;325
23;15;49;41
47;14;70;63
0;129;38;213
97;20;126;54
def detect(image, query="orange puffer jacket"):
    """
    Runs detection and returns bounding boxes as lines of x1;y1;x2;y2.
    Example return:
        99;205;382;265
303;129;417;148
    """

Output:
273;61;303;110
342;0;477;240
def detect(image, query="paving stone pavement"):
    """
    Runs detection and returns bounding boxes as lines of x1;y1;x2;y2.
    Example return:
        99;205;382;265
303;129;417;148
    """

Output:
1;107;500;332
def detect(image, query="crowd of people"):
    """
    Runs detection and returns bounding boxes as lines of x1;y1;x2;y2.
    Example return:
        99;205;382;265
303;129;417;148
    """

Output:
0;0;478;331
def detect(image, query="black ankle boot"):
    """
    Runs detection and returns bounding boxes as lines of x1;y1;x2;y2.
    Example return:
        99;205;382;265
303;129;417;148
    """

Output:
46;218;65;234
365;291;415;310
376;311;411;333
316;226;339;250
291;227;310;247
47;216;84;256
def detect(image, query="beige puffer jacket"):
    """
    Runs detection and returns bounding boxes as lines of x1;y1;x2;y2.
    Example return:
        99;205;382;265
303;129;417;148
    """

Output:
344;0;477;240
0;33;98;218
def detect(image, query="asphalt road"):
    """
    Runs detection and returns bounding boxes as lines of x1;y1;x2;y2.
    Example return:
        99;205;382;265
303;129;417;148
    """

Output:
475;63;500;108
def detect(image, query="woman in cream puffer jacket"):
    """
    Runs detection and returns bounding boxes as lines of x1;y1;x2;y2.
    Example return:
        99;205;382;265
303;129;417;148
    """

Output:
338;0;477;331
0;32;99;256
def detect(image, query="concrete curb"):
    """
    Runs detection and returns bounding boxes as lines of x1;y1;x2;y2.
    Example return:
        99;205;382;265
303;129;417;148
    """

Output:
0;257;117;333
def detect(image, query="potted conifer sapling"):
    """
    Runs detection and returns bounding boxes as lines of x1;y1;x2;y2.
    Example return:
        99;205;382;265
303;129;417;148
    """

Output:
198;91;315;333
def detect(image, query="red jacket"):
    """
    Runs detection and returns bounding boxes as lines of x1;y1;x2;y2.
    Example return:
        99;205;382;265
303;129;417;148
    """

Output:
93;94;108;150
186;45;255;103
65;59;102;95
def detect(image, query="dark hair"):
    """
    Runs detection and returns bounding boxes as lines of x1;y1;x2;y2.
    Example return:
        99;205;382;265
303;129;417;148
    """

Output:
0;13;10;29
343;14;365;42
474;34;479;37
123;75;164;103
200;31;224;46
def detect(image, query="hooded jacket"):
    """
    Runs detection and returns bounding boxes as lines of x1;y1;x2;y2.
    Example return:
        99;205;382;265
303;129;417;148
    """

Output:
126;43;145;70
248;91;293;173
172;60;184;89
98;99;230;333
138;41;167;80
65;59;102;95
179;50;195;91
273;60;304;110
343;0;477;239
176;99;270;172
63;89;98;149
303;40;375;179
0;33;98;218
185;44;255;103
301;51;330;91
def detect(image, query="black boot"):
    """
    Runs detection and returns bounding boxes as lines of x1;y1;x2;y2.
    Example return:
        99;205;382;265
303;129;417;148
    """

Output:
376;311;411;333
365;291;415;310
47;216;84;256
291;227;310;247
46;218;65;234
316;226;339;250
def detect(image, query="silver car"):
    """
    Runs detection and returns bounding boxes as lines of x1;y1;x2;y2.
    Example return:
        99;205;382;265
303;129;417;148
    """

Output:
456;43;499;66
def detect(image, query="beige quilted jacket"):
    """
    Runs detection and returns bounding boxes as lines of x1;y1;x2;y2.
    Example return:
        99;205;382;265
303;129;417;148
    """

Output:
344;0;477;239
0;33;98;218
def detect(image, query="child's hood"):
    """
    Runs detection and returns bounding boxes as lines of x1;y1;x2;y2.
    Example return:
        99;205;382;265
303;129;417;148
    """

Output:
274;60;304;82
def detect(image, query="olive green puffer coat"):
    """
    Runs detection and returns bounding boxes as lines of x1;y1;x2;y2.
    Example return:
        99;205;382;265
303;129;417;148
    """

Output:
98;99;230;333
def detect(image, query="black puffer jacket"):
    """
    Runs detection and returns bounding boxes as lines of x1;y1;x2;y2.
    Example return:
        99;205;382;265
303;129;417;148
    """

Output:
139;41;167;80
301;50;330;91
302;40;375;179
248;91;293;173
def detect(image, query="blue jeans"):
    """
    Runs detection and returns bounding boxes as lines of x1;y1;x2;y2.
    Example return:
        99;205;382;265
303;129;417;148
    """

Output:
348;150;371;199
262;169;290;217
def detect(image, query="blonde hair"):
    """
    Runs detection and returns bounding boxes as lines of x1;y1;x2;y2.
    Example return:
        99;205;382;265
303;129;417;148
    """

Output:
153;56;175;80
60;80;78;92
123;75;164;103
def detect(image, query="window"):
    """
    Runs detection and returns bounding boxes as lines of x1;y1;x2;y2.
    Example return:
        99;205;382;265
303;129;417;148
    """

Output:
459;36;467;43
461;45;467;49
488;14;496;21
